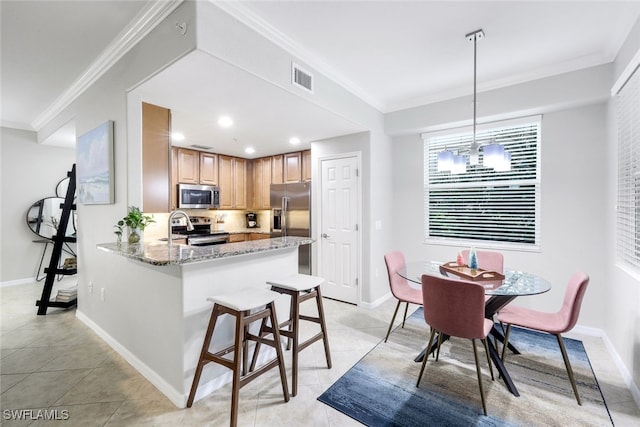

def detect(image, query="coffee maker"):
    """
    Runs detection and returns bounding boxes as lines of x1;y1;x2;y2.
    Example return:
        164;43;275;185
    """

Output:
246;212;258;228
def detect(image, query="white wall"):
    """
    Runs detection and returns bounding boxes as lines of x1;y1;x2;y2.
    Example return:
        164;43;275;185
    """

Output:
607;15;640;396
0;127;76;283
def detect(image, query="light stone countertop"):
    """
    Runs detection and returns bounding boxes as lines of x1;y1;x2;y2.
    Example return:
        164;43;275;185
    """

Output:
97;236;313;266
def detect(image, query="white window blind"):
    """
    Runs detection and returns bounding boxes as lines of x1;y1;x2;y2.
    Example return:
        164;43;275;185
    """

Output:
616;67;640;272
423;117;541;248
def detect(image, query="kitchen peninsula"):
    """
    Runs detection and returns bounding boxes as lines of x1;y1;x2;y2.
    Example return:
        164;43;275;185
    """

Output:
90;236;312;408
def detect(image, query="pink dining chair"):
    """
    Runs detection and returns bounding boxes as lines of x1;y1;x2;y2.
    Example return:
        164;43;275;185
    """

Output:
383;251;423;343
461;249;504;273
497;272;589;405
417;274;494;416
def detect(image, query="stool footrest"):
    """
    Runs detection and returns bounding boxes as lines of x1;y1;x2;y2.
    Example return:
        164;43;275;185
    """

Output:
299;314;321;324
298;331;325;353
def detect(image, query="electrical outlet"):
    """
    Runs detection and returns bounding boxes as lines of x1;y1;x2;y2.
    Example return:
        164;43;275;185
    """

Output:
88;281;93;293
100;288;105;302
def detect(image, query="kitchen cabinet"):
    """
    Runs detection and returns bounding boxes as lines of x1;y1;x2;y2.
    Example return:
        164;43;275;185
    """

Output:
252;156;272;209
302;150;311;181
142;102;171;212
170;147;178;210
176;148;199;184
199;152;218;185
219;155;247;209
249;233;270;240
176;148;218;185
284;152;302;183
228;233;247;243
272;155;283;184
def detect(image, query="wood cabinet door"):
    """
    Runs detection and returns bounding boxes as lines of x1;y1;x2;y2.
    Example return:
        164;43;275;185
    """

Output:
260;157;272;209
199;153;218;185
177;148;199;184
302;150;311;181
272;155;283;184
228;233;247;243
284;152;302;183
170;146;178;210
218;155;234;209
249;233;270;240
142;102;171;212
234;158;247;209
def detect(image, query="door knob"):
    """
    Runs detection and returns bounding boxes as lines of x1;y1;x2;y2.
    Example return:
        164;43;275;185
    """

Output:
322;233;330;238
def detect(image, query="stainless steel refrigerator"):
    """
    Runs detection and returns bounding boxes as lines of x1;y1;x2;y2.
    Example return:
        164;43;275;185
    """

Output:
270;182;311;274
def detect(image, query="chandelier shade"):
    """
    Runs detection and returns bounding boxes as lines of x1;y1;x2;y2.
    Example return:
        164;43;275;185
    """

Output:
437;149;454;172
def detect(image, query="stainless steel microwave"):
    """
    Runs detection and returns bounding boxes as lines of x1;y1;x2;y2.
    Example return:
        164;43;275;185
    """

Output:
178;184;220;209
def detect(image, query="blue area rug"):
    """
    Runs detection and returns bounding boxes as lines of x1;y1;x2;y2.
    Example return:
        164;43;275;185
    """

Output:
318;308;611;426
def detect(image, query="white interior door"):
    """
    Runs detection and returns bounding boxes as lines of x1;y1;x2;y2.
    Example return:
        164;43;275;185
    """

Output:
319;155;359;304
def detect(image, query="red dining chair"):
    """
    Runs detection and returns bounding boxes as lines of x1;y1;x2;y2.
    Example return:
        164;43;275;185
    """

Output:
497;272;589;405
383;251;423;343
417;274;494;416
461;249;504;273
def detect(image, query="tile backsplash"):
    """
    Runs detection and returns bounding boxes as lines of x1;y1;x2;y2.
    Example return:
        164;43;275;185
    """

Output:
143;209;271;241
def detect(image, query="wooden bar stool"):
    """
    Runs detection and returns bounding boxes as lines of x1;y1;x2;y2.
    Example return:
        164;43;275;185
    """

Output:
186;288;289;427
251;273;332;396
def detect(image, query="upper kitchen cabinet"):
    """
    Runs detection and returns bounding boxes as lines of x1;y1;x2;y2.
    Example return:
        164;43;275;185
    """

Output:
272;154;284;184
199;152;219;186
176;148;199;184
252;156;272;209
176;148;218;185
219;155;247;209
302;150;311;181
284;152;302;183
142;102;171;213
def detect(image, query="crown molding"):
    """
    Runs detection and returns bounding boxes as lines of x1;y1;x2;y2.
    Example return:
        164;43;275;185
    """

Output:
212;0;385;113
31;0;184;131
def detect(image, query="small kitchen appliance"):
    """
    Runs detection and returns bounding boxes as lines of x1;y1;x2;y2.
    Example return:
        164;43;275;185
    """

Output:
246;212;258;228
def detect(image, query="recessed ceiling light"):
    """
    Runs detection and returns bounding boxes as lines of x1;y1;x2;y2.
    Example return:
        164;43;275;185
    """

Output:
289;137;301;145
217;116;233;128
244;147;255;154
172;132;185;141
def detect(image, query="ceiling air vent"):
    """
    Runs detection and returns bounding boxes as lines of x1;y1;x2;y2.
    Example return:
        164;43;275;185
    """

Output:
292;62;313;94
190;144;213;150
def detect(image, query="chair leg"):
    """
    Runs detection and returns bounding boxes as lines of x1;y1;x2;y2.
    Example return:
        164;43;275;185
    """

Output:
187;305;221;408
230;311;243;427
315;285;332;369
472;339;488;416
482;339;494;380
384;300;402;342
417;329;436;387
500;324;512;362
401;302;410;328
290;291;300;397
556;333;582;405
435;332;443;361
269;302;290;403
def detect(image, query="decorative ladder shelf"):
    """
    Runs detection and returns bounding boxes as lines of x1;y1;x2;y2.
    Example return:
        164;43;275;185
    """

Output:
36;164;77;315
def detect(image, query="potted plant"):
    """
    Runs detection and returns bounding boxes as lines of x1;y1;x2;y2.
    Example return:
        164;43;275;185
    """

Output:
114;206;155;244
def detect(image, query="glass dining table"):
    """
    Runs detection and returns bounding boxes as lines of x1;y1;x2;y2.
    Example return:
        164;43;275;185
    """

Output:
398;260;552;397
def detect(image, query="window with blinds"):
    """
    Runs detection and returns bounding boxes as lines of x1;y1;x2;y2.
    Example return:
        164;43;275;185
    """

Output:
423;116;541;249
616;68;640;272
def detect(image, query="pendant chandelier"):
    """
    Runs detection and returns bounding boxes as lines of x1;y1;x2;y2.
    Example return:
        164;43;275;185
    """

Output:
437;29;510;174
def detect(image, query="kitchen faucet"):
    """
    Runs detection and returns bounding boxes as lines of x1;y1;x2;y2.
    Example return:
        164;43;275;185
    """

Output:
168;210;194;250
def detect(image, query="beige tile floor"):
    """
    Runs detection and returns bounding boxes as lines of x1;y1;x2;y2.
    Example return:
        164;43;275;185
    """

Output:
1;279;639;426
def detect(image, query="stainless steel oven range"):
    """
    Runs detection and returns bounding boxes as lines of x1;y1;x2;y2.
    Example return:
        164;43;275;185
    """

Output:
170;216;229;246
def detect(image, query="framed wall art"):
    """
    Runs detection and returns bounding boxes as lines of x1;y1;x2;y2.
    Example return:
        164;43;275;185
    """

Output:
77;120;115;204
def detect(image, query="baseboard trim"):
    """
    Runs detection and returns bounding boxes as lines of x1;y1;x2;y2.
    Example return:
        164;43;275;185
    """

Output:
571;324;640;408
75;309;186;408
359;293;392;310
0;277;36;287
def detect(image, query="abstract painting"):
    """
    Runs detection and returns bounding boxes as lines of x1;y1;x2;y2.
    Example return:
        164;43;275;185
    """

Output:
77;120;114;204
